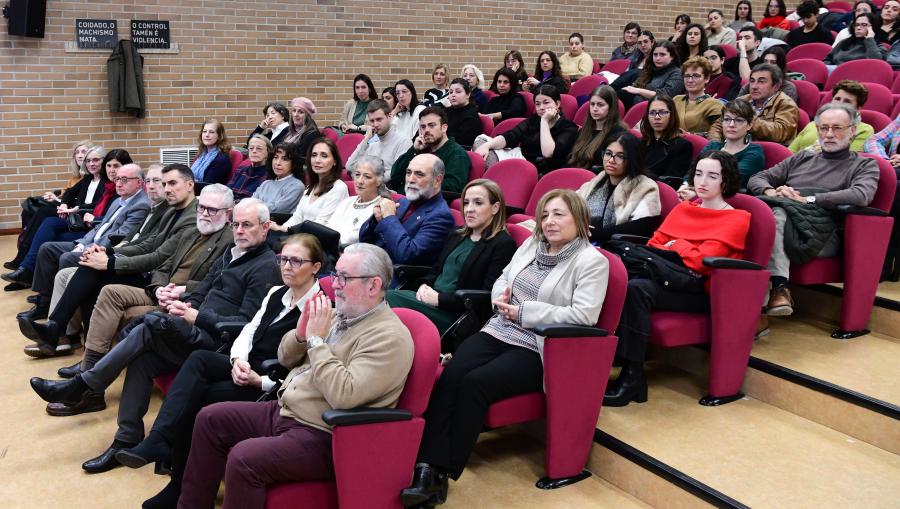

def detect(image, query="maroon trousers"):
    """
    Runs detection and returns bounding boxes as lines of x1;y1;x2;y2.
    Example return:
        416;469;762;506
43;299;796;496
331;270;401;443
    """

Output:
178;400;334;509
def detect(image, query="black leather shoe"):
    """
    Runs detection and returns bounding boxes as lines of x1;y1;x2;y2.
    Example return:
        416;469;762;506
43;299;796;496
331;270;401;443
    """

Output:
4;281;30;292
143;478;181;509
46;391;106;416
30;376;89;405
1;267;33;285
4;261;18;270
401;464;448;507
31;319;61;356
26;294;38;304
82;439;137;474
57;360;83;378
603;366;648;407
116;432;172;469
16;300;49;322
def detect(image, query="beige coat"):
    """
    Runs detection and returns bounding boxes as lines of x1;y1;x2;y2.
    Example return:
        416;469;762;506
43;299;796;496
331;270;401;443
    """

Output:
577;173;661;225
737;91;798;144
491;237;609;364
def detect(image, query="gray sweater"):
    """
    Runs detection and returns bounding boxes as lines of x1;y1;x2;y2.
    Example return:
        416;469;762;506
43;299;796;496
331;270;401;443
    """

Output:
252;175;304;214
824;37;885;66
747;149;880;208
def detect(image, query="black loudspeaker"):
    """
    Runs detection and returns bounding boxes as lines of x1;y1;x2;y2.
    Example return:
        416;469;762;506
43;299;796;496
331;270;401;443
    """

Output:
6;0;46;38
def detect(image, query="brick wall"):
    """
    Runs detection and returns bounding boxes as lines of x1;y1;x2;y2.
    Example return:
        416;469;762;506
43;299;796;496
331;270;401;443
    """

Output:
0;0;737;228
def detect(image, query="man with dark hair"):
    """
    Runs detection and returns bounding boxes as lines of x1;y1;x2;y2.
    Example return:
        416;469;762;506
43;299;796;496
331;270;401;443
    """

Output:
346;99;413;173
786;1;835;47
724;26;763;78
388;107;471;193
736;63;799;143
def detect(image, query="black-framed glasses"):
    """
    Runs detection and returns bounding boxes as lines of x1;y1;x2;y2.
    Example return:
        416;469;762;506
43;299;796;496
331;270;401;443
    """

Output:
722;116;749;125
602;150;627;162
198;204;226;216
276;255;313;268
328;271;377;287
113;176;141;184
648;110;671;118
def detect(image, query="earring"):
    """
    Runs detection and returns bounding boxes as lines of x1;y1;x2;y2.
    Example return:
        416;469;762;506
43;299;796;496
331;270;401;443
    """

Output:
743;132;751;144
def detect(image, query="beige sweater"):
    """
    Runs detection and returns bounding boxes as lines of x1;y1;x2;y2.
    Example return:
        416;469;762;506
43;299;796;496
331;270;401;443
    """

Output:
276;303;414;433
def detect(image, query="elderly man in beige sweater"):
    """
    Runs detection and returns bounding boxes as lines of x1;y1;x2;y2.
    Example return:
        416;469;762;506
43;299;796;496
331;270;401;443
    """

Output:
177;243;414;509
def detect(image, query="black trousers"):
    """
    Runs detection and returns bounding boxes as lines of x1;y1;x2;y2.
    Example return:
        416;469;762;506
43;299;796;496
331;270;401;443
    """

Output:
616;277;709;363
13;202;57;263
417;332;543;479
151;350;263;482
48;266;149;332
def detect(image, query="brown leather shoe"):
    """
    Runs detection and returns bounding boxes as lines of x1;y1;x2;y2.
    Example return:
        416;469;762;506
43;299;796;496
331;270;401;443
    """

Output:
23;338;76;358
766;287;794;316
46;391;106;416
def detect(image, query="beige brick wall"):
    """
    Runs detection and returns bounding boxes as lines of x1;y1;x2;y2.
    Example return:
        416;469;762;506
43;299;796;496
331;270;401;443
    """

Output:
0;0;738;228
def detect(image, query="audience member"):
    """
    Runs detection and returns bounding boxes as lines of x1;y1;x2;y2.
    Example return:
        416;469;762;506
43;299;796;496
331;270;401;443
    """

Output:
612;22;642;60
389;107;471;194
605;151;751;406
640;95;694;179
401;189;608;508
346;99;413;174
387;179;516;338
824;13;886;66
725;26;763;80
707;9;738;46
461;64;489;112
627;30;656;71
282;97;320;156
474;85;579;172
113;233;325;508
178;243;411;508
675;23;709;63
503;50;529;86
704;46;740;100
524;51;569;93
832;0;876;38
737;63;799;144
731;0;756;32
619;41;684;108
559;32;594;81
485;68;527;123
696;99;765;189
578;133;662;244
568;85;628;169
880;0;900;44
674;56;724;137
443;78;483;149
192;119;232;185
786;1;835;46
748;103;879;316
227;134;271;200
391;79;427;140
30;199;282;473
864;113;900;166
736;46;799;103
382;86;398;111
758;0;791;30
786;0;828;21
339;74;376;134
360;154;454;265
790;80;874;153
251;142;305;214
423;64;451;107
270;139;348;233
246;102;290;148
326;156;392;246
669;15;691;42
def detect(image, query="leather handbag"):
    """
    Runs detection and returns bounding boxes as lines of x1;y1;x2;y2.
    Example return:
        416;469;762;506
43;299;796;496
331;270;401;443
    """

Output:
606;239;706;293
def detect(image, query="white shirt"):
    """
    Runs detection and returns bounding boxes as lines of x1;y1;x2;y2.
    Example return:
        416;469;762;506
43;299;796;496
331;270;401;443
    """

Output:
270;121;290;142
323;194;381;246
85;179;101;204
283;179;349;228
391;104;426;140
230;282;320;391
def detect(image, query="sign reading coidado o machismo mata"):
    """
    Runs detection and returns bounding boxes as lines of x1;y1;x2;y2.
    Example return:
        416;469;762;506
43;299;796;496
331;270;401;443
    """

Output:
75;19;118;49
131;20;170;49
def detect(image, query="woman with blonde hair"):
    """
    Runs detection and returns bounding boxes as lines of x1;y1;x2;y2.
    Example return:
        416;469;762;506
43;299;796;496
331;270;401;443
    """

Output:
461;64;488;111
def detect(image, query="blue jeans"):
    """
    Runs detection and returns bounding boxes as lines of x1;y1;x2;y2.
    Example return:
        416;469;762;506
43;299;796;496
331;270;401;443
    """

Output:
20;217;79;270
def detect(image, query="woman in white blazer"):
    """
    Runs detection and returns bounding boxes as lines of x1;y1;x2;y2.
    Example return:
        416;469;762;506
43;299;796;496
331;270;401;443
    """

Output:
401;189;609;508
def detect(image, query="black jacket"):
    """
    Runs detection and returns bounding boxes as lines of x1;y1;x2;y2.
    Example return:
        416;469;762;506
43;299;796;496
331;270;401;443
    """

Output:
484;93;527;121
416;230;517;314
445;103;482;148
501;115;580;171
185;241;282;335
644;137;693;179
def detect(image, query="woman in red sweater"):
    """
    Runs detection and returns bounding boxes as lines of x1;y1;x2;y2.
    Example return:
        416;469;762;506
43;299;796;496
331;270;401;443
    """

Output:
604;150;751;406
757;0;791;30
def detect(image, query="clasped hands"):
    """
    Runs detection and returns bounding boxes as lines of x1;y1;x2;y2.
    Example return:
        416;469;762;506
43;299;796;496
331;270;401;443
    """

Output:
766;185;806;203
295;292;334;345
492;288;520;323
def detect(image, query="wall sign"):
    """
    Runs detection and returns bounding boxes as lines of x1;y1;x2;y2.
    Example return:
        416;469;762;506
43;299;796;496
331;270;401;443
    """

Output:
130;20;170;49
75;19;118;49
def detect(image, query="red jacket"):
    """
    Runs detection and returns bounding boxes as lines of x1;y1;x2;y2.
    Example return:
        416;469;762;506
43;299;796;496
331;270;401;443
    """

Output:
757;16;791;30
91;181;117;218
648;201;751;278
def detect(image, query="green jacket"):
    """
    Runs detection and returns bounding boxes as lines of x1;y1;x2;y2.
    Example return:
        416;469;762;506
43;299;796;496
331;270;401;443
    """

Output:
146;225;234;299
112;198;198;273
388;138;471;194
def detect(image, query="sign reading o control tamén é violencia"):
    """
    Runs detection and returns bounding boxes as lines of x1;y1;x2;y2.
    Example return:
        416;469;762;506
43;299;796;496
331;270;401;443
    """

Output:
130;20;171;49
75;19;118;49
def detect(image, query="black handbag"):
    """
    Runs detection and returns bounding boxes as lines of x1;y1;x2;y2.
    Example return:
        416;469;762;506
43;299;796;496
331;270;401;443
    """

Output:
606;240;706;294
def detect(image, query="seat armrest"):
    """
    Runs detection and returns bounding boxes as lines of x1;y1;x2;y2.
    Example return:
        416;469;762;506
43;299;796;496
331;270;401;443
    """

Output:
834;204;889;217
702;257;763;270
261;359;289;381
270;212;292;225
455;289;492;313
394;265;431;286
215;321;248;339
534;324;608;337
323;408;413;426
610;234;651;244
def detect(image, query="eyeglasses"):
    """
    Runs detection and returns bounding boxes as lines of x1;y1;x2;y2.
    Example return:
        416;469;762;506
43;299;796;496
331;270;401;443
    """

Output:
683;73;705;81
817;124;850;134
722;116;749;125
328;271;377;287
275;255;313;268
648;110;671;118
197;204;226;216
145;178;163;184
113;177;141;184
602;150;627;162
86;158;103;164
230;221;258;231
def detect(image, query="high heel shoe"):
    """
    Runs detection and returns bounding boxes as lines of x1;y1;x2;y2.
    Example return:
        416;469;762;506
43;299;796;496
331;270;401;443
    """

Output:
603;364;648;407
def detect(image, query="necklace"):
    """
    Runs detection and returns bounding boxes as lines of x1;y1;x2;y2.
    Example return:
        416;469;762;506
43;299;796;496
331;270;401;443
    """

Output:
352;195;380;209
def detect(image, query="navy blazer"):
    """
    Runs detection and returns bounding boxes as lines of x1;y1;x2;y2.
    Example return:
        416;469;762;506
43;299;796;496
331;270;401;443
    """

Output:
359;193;454;265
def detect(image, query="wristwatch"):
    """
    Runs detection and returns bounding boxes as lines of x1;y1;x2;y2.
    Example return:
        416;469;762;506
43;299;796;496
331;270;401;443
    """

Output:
806;196;816;205
307;335;325;349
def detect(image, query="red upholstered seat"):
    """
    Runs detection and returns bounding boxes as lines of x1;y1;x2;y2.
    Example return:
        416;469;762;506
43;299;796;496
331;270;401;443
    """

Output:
793;79;823;118
490;117;526;138
786;42;833;61
507;167;595;223
465;151;485;181
681;133;708;160
798;108;811;132
861;110;892;133
827;60;894;90
506;222;533;245
756;141;794;169
622;101;648;128
265;308;441;509
559;93;578;120
519;91;535;116
335;133;364;167
601;59;631;74
567;74;605;104
787;59;828;89
478;114;494;135
321;127;339;141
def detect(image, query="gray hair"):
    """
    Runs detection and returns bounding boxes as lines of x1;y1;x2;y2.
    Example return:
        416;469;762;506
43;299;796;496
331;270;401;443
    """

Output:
233;196;269;223
430;157;446;179
342;243;393;294
80;146;106;174
461;64;485;89
750;62;783;85
815;101;860;126
352;155;390;196
147;163;165;174
248;133;274;154
118;163;145;181
200;184;236;210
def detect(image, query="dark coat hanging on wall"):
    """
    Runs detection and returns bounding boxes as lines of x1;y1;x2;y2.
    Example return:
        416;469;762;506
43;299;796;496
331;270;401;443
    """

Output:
107;39;146;118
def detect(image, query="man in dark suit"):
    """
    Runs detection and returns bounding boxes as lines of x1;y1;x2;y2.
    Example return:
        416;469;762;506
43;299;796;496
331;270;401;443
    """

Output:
359;153;455;266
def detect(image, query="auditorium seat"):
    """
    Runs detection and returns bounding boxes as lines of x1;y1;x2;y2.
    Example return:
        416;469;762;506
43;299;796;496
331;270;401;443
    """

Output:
622;101;648;128
559;94;578;120
786;42;832;62
567;75;605;105
478;114;494;135
861;110;892;133
336;133;364;167
452;159;538;214
793;79;822;118
508;167;596;223
519;91;535;116
491;117;527;138
756;140;794;169
601;59;631;75
826;60;893;90
786;59;828;89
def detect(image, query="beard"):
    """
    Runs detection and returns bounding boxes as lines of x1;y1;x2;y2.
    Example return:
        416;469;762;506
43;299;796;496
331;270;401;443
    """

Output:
197;218;225;235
